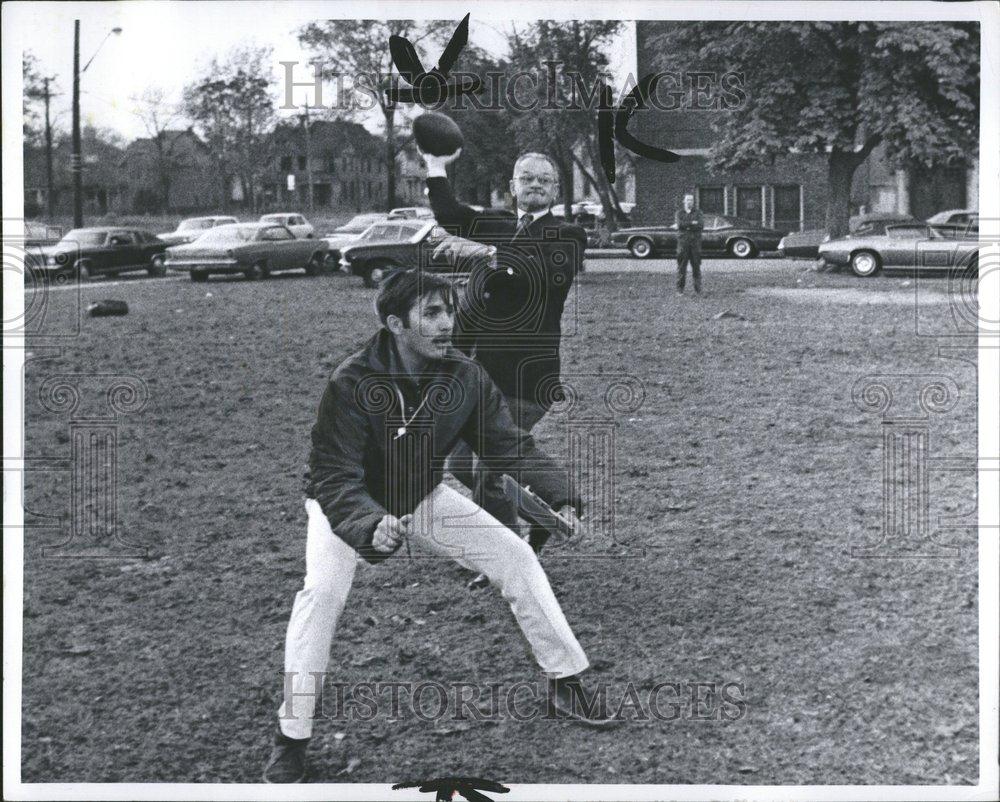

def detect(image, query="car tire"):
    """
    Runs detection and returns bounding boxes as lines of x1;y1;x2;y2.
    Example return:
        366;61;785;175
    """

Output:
244;261;268;281
363;261;394;288
148;255;167;277
728;238;756;259
629;237;654;259
190;270;209;283
850;250;881;277
304;253;325;277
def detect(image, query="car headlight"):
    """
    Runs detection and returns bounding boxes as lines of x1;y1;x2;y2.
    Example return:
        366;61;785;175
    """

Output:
778;237;786;249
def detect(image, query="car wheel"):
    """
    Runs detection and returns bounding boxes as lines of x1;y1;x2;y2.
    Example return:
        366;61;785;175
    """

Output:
850;250;881;277
148;255;167;277
190;270;209;283
244;261;268;281
629;237;653;259
324;252;342;273
729;238;756;259
304;253;325;276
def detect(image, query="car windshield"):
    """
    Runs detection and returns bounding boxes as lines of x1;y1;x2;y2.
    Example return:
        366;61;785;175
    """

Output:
197;225;258;244
361;224;416;241
178;219;213;231
59;229;107;247
260;215;287;223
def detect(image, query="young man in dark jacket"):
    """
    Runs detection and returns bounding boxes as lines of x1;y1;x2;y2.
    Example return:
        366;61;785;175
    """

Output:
263;271;613;783
422;149;587;589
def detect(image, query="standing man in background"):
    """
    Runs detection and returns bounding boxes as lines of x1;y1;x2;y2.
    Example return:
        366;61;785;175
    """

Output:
675;192;704;295
421;147;587;590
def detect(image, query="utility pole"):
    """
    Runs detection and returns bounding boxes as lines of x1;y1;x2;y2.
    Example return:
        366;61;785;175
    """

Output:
72;20;82;227
43;77;56;219
301;101;314;212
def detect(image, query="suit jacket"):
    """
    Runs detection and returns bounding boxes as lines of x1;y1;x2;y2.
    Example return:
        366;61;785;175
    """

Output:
426;176;586;408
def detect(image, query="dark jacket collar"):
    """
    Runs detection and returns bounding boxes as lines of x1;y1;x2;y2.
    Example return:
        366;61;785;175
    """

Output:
364;328;450;391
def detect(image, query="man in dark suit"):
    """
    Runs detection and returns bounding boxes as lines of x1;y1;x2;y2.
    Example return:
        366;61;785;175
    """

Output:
421;148;587;589
675;192;704;295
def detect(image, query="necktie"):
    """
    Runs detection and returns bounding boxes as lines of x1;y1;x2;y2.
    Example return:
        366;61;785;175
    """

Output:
513;213;533;239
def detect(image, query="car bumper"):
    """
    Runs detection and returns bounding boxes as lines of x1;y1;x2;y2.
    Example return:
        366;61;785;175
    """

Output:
816;250;850;266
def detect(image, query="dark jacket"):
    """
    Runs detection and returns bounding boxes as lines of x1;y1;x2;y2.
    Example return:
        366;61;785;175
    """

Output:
426;176;586;407
305;328;579;562
674;208;704;243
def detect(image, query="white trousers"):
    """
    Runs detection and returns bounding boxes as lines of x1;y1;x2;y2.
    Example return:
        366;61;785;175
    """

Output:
278;483;589;739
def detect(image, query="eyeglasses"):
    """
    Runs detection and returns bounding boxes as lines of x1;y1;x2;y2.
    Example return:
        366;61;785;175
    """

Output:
514;174;556;186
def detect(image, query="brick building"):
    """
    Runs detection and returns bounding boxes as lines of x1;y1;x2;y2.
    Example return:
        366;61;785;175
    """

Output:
268;120;394;212
633;21;978;230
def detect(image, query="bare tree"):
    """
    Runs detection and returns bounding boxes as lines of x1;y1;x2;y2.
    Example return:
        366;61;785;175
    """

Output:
132;88;189;212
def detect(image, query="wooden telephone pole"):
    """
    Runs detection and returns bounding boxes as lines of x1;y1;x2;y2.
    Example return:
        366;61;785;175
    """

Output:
300;101;314;212
43;77;56;218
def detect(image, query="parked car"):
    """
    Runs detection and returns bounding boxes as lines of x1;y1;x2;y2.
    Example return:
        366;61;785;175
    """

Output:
259;213;314;239
165;222;329;282
323;213;391;265
387;206;434;220
926;208;978;228
342;219;456;287
778;212;919;259
33;227;168;279
157;216;239;245
610;214;786;259
817;223;981;277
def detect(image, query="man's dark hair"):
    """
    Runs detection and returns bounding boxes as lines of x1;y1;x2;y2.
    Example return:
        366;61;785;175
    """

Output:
374;269;455;327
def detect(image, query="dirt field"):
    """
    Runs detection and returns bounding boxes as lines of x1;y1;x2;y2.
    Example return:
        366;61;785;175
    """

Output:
20;258;978;785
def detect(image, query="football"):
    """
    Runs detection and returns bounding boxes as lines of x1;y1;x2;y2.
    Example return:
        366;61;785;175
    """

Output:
412;112;464;157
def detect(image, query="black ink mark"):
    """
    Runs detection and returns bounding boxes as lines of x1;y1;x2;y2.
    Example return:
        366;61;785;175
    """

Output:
387;13;483;105
600;73;681;183
393;775;510;802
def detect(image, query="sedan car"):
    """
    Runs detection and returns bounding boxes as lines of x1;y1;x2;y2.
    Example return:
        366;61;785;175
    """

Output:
778;213;919;259
342;220;456;287
817;223;981;277
259;213;314;239
610;214;785;259
926;208;978;228
33;227;168;279
323;213;391;264
165;223;329;281
157;216;239;245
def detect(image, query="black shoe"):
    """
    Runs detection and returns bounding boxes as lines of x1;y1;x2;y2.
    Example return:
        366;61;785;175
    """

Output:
547;675;619;728
263;731;309;783
467;572;490;590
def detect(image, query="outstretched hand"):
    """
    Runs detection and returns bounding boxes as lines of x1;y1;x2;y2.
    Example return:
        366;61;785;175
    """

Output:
372;514;412;553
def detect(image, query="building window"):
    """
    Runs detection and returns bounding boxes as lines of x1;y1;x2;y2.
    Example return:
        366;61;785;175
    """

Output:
326;153;336;173
297;156;307;170
735;186;764;224
280;156;292;172
772;185;802;231
697;186;725;215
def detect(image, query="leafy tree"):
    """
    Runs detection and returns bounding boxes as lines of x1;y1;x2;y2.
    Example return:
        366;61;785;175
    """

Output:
132;88;192;212
23;52;49;147
648;22;980;235
184;45;276;212
297;19;454;209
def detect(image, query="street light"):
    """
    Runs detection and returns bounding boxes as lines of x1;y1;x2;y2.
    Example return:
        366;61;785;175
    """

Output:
72;22;122;227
